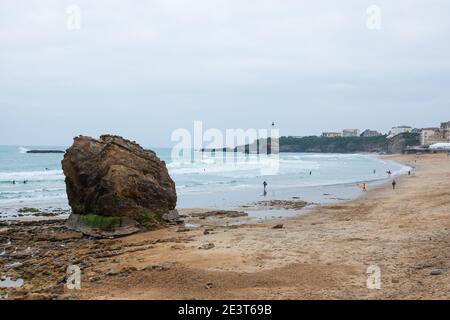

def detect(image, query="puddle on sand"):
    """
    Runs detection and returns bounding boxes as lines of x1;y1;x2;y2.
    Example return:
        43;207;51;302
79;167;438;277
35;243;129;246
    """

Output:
0;277;24;288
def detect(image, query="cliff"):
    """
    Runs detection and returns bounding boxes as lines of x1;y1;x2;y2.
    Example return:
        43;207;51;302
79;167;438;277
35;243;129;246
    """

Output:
211;133;420;154
279;133;420;154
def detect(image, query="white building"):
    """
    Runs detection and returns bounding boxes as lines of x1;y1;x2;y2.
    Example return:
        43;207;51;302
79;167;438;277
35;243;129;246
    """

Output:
429;143;450;150
322;132;342;138
420;122;450;146
360;129;382;137
342;129;360;137
387;126;412;139
420;128;446;146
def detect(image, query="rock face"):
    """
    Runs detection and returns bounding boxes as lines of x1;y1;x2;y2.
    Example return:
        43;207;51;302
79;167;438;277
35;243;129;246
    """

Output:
62;135;177;235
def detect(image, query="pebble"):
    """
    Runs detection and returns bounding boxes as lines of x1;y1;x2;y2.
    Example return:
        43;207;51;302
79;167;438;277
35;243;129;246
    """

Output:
205;282;213;289
142;263;171;271
106;270;119;276
5;262;23;270
430;269;443;276
199;243;215;250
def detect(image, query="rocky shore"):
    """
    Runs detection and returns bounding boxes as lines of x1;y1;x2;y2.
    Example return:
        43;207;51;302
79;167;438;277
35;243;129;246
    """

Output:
0;208;260;299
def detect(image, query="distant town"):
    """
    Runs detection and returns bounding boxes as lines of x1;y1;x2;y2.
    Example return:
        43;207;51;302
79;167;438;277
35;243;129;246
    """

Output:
319;121;450;148
203;120;450;154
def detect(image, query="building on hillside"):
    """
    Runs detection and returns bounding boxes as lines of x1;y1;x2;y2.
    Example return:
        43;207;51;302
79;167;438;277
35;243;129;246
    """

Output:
441;121;450;129
387;126;412;139
322;132;342;138
420;128;446;146
342;129;360;137
360;129;382;137
419;121;450;146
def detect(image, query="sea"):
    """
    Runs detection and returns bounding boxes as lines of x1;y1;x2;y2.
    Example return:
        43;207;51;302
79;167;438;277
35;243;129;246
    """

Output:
0;145;410;220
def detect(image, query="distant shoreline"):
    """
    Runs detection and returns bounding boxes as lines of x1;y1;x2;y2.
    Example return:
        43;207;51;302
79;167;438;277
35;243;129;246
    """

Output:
26;150;65;154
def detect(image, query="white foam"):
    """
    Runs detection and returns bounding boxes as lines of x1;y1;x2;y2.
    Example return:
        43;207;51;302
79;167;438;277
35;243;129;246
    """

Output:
0;170;64;182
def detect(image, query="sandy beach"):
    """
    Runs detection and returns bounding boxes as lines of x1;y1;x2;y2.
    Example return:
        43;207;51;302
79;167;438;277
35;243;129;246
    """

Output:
1;153;450;300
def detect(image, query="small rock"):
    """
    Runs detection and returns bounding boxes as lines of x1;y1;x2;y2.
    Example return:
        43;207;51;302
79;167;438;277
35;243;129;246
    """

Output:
205;282;213;289
391;278;399;283
5;262;23;270
142;263;171;271
199;243;215;250
89;276;101;283
121;266;137;274
430;269;443;276
272;224;283;229
162;209;180;222
10;247;38;259
106;270;119;276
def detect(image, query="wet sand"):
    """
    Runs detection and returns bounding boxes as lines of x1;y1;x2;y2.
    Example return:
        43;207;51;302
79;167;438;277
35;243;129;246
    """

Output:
1;153;450;299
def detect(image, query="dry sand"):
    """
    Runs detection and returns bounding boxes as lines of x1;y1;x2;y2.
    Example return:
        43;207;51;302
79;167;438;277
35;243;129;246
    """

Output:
2;153;450;300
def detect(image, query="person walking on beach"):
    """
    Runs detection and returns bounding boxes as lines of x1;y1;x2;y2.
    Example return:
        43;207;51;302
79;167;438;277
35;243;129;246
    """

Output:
392;180;396;190
263;181;267;192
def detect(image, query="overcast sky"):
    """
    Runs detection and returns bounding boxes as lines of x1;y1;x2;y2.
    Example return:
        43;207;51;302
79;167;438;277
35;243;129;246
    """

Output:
1;0;450;147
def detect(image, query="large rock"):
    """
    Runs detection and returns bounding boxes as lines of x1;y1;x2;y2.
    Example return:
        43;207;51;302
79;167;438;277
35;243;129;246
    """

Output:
62;135;177;236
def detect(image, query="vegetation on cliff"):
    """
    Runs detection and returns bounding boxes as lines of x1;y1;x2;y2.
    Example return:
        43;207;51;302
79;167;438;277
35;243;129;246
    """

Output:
279;133;420;154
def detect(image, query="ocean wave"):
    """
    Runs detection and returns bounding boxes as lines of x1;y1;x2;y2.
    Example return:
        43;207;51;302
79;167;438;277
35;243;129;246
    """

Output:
0;187;66;195
0;193;67;205
0;170;64;183
18;147;30;154
168;158;319;176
